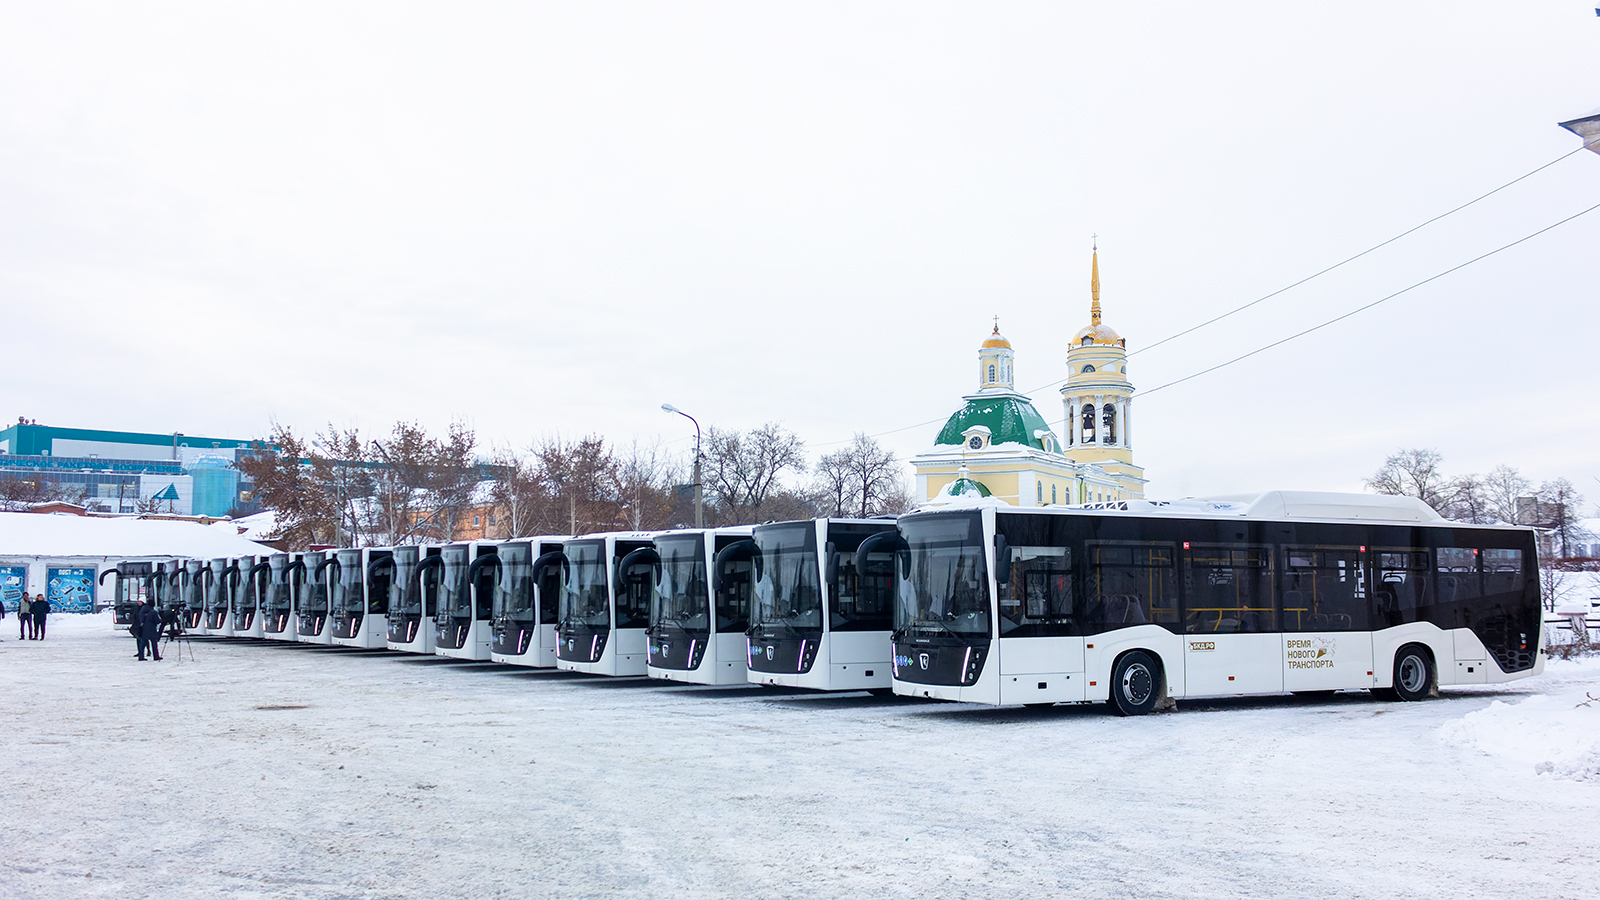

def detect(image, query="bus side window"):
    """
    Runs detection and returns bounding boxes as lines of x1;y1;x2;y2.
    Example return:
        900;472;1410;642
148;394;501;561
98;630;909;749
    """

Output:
998;546;1073;637
1376;549;1430;617
1283;547;1367;632
1086;542;1178;632
1434;547;1481;607
1482;549;1524;596
831;550;894;632
1182;545;1273;634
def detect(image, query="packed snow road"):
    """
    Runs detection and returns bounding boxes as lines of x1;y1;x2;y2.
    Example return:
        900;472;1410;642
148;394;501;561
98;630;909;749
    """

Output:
1;615;1596;900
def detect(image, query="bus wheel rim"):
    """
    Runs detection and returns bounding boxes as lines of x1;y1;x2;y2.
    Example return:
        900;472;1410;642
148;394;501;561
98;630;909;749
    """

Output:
1122;663;1153;705
1400;655;1426;692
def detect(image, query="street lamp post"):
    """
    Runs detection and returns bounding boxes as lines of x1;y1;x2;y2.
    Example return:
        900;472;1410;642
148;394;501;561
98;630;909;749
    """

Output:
661;403;703;528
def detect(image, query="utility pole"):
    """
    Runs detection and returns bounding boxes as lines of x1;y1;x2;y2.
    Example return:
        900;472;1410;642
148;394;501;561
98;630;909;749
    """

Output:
661;404;703;528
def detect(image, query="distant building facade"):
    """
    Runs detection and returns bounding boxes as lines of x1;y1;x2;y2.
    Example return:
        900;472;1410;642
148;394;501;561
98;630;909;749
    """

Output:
0;421;265;517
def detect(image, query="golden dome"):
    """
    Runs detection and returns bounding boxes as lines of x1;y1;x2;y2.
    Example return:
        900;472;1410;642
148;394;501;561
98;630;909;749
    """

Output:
981;324;1012;349
1073;323;1122;346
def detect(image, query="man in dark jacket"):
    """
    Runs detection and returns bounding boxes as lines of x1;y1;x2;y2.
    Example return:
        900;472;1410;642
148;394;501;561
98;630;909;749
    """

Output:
30;594;50;640
136;599;162;661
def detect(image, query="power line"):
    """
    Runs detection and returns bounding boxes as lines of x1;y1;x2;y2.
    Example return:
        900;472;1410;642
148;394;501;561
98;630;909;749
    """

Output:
1140;198;1600;397
1130;146;1585;358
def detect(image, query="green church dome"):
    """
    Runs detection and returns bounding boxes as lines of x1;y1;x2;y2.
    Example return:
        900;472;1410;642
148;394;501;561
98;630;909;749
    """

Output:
945;475;992;498
935;396;1059;452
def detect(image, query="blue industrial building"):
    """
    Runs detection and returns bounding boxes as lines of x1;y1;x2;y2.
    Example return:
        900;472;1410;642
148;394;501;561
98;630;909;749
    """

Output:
0;421;266;517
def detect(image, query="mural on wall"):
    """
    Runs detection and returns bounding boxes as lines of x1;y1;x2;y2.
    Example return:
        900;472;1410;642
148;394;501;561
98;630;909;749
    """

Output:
0;565;26;613
47;567;95;614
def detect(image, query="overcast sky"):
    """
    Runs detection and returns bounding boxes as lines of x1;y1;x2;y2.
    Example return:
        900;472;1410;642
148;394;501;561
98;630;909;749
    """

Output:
3;2;1597;506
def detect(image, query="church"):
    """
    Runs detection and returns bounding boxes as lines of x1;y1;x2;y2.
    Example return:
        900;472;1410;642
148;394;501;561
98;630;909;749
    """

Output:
911;248;1147;506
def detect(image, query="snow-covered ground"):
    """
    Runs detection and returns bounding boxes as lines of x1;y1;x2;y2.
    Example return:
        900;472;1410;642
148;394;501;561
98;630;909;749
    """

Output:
3;615;1599;900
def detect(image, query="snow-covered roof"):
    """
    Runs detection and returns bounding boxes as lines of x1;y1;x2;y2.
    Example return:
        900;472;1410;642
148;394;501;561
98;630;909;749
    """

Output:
0;512;276;559
210;510;279;542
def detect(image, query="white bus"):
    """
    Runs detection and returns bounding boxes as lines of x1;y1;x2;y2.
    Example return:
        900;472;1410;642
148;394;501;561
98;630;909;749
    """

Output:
556;532;660;677
486;536;569;668
433;541;500;661
885;492;1545;713
746;518;900;692
261;553;300;641
179;559;207;634
330;548;393;649
295;550;335;645
645;527;756;685
233;556;270;638
387;546;442;654
203;557;234;637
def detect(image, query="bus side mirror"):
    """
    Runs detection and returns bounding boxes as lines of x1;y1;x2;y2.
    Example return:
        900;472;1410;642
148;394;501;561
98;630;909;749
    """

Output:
993;534;1011;587
823;542;838;586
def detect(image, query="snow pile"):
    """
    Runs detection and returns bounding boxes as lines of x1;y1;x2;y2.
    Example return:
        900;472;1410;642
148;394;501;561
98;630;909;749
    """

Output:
0;511;275;558
209;509;279;542
1441;657;1600;782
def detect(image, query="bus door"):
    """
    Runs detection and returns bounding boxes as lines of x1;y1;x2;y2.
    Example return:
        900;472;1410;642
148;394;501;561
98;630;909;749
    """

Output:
1178;543;1283;696
1280;546;1373;692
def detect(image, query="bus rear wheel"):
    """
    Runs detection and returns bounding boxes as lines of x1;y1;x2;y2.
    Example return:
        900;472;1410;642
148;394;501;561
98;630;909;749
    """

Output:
1108;651;1161;716
1389;645;1435;701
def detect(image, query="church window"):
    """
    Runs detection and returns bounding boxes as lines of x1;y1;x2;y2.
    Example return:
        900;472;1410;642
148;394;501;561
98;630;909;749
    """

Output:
988;364;996;383
1103;405;1117;444
1081;404;1096;443
1081;336;1092;347
1052;484;1058;504
1037;483;1043;503
1081;365;1095;373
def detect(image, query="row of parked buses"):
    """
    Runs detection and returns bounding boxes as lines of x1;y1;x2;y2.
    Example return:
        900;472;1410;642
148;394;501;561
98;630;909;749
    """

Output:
97;492;1548;714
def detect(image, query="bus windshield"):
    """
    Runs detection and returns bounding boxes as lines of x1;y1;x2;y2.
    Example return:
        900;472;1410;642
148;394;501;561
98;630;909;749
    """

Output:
899;513;990;638
302;557;329;614
653;536;709;632
390;548;422;616
438;547;471;620
264;558;293;613
493;543;534;622
332;550;365;615
753;524;822;631
206;559;229;612
561;541;610;628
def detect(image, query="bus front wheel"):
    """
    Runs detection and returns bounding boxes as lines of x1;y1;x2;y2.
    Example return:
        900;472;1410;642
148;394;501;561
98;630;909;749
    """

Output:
1388;645;1436;702
1108;651;1161;716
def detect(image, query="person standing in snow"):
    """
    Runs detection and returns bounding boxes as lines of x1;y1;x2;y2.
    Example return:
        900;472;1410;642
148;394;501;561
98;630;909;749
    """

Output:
30;594;50;639
136;597;162;661
16;592;31;640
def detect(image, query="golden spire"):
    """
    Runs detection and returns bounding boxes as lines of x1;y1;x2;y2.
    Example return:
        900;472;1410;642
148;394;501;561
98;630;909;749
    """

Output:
1090;240;1102;326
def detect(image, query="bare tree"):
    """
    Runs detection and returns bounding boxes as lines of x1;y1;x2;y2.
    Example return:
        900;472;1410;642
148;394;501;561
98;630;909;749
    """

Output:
1366;448;1453;511
486;445;541;539
614;439;682;530
1443;472;1495;524
234;425;336;549
1532;478;1589;559
0;474;70;511
370;422;447;544
312;425;375;546
527;435;624;535
1482;464;1531;525
812;433;910;517
702;422;807;525
427;421;480;542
